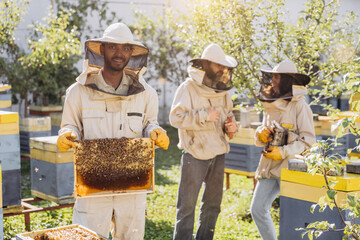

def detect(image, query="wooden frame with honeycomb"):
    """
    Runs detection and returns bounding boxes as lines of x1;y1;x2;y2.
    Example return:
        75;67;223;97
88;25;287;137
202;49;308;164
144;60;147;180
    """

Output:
73;137;155;198
15;224;108;240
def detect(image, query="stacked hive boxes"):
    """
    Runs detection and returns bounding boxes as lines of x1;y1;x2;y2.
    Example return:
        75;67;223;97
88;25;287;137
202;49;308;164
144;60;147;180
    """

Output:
50;112;62;135
0;111;21;207
0;166;3;240
314;116;349;157
29;105;63;116
30;136;74;204
0;84;11;111
20;117;51;157
279;168;360;240
224;128;262;176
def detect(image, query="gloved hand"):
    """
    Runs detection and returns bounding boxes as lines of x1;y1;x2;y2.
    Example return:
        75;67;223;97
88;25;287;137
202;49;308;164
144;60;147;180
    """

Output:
57;130;78;152
263;146;282;161
257;126;274;143
150;128;169;150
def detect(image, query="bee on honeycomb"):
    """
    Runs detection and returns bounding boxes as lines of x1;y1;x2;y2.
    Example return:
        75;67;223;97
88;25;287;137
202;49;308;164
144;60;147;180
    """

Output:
74;138;154;190
33;227;103;240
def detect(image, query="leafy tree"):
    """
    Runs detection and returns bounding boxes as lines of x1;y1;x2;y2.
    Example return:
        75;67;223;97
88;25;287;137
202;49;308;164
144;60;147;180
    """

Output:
165;0;360;110
131;7;191;86
0;7;81;117
0;0;121;117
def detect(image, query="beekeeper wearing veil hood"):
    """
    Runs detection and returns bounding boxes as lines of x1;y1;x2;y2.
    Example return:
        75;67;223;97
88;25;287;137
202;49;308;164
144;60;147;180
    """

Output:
170;43;238;240
250;60;316;240
57;23;169;240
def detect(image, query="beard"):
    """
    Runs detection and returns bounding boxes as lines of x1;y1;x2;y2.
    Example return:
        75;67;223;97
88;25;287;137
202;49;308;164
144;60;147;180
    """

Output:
104;53;130;72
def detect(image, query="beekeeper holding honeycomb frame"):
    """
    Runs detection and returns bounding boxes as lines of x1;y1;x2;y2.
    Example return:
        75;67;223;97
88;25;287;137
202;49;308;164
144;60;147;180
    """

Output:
57;23;169;240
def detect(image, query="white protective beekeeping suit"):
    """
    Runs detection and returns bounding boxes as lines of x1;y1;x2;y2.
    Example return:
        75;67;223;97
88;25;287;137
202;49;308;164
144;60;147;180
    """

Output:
59;23;162;240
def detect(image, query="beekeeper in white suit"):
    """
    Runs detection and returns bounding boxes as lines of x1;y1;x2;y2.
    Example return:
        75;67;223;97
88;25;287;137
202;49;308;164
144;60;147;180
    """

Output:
250;60;316;240
57;23;169;240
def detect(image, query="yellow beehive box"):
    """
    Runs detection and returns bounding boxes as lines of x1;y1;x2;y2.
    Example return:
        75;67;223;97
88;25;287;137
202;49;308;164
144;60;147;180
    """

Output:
30;136;73;164
74;138;155;198
0;165;2;208
281;168;360;192
20;116;51;132
229;128;256;145
280;180;359;207
50;112;62;127
0;84;11;109
0;111;19;135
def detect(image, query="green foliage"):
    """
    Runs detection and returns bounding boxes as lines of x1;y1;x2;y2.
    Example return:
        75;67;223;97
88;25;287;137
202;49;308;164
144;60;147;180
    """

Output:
0;0;121;115
0;0;28;50
132;0;360;113
131;7;191;86
301;138;360;238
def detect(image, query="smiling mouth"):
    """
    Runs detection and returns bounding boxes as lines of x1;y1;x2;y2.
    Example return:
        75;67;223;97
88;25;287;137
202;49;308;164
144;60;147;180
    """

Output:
112;57;125;63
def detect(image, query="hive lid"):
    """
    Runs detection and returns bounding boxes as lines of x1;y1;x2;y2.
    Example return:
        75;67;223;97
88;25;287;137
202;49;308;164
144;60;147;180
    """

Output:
0;84;11;92
281;168;360;191
0;111;19;124
30;136;72;153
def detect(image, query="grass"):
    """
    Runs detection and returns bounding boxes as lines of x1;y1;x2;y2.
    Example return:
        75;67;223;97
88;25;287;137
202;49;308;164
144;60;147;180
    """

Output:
3;126;279;239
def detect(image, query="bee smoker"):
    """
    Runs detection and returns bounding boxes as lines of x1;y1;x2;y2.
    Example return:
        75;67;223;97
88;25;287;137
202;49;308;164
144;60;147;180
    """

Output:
267;120;288;148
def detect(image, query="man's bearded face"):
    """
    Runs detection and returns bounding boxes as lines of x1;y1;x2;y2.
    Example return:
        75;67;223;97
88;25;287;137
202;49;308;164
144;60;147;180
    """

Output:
203;61;231;90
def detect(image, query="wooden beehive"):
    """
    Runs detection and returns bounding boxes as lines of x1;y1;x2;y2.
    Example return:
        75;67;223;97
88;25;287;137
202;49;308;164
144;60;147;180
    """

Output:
0;84;12;110
74;137;155;197
30;136;74;204
16;224;108;240
20;116;51;156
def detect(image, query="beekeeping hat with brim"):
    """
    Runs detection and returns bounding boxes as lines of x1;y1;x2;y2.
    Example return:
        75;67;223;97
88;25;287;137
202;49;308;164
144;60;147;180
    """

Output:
258;60;311;102
189;43;237;68
189;43;237;91
77;23;149;85
260;60;310;86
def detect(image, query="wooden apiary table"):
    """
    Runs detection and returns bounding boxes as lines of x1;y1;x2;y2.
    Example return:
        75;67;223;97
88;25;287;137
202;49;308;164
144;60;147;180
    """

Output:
279;168;360;240
0;84;11;111
0;111;22;207
74;138;155;198
16;224;108;240
20;116;51;157
30;136;74;204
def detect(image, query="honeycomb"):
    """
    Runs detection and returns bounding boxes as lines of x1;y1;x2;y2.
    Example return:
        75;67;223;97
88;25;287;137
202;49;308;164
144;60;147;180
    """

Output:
33;228;102;240
74;138;154;190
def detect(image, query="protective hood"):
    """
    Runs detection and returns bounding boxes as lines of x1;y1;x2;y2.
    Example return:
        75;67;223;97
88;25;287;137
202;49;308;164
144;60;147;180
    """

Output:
187;66;229;98
76;61;146;97
188;64;234;92
76;23;149;96
258;60;310;102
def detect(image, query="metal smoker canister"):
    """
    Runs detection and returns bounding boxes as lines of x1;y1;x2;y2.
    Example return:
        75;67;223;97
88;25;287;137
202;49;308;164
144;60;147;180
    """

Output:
268;121;288;147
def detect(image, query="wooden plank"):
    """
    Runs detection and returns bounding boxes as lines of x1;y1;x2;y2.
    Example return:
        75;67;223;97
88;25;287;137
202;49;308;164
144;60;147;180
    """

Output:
0;122;19;135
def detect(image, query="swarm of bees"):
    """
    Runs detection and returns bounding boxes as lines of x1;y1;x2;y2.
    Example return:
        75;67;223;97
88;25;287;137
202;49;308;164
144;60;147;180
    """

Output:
33;228;103;240
74;138;154;190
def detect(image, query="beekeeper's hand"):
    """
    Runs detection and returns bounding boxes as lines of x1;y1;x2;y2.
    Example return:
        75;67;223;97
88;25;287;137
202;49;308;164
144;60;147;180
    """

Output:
150;128;169;150
208;107;219;122
257;126;274;143
57;130;78;152
263;147;283;161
